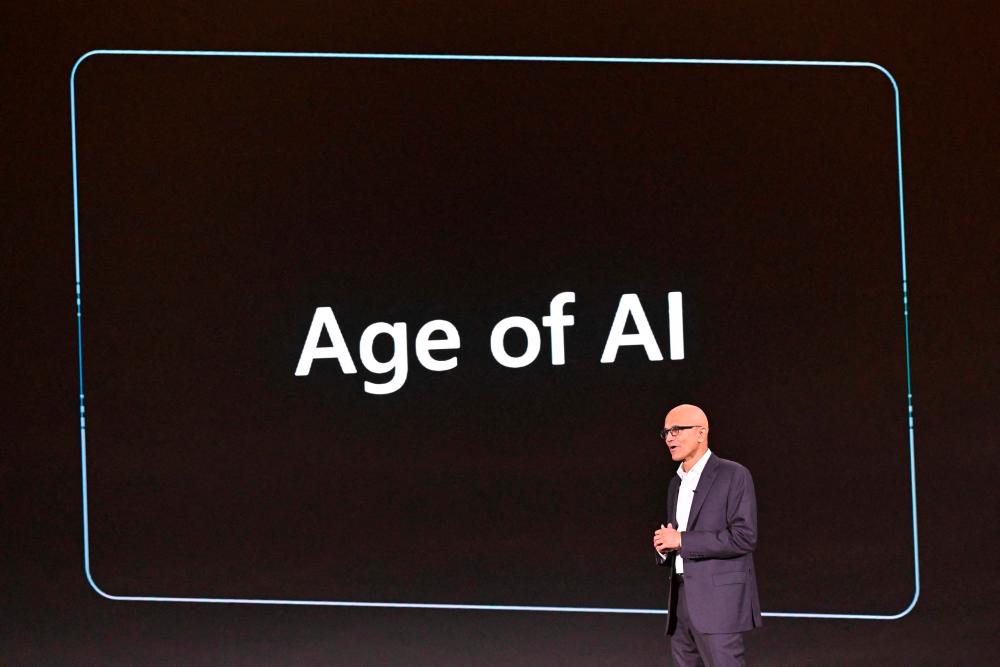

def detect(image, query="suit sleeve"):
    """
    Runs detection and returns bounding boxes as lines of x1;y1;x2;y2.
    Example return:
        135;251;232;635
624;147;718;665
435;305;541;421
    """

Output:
679;465;758;560
656;483;677;567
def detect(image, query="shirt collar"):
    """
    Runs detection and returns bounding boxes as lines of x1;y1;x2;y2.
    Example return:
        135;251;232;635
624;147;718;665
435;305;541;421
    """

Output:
677;449;712;480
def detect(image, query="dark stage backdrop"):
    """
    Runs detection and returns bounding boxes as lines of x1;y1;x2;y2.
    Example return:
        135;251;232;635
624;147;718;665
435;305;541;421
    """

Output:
75;54;910;613
4;4;998;665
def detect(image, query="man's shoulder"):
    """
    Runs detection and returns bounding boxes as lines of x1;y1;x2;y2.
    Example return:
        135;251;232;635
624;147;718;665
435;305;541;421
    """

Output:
709;454;752;477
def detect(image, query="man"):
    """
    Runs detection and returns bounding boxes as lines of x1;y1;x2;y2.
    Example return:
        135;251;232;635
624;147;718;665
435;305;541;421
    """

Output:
653;404;762;666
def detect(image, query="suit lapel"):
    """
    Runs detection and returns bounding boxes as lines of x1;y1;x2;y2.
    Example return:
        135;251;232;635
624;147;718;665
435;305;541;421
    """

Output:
667;475;680;527
686;453;719;529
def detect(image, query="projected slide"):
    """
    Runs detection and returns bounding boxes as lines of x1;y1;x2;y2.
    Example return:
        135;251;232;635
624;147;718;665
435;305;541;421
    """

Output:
72;52;915;616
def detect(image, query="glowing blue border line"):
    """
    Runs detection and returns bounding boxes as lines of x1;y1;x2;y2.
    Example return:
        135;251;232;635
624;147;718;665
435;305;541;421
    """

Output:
71;50;917;620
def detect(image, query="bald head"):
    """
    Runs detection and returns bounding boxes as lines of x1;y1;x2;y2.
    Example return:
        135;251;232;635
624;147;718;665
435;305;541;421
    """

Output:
663;404;710;470
665;404;709;428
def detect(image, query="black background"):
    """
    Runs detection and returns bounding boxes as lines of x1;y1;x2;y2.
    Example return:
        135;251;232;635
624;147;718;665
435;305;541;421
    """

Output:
4;3;998;665
74;55;909;612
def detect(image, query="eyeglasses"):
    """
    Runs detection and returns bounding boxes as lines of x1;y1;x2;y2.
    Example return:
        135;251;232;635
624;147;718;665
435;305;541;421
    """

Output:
659;425;702;439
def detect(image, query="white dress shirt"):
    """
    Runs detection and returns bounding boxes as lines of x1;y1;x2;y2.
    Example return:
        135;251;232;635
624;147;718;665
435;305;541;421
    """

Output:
658;449;713;572
674;449;711;573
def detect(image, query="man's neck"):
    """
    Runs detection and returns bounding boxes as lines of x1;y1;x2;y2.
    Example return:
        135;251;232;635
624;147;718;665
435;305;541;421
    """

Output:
682;447;709;473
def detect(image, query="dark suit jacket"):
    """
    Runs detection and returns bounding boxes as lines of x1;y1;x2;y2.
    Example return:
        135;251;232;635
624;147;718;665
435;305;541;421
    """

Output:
658;454;762;634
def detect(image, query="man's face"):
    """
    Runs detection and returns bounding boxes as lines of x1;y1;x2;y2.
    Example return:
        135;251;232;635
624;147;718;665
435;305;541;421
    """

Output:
663;407;708;464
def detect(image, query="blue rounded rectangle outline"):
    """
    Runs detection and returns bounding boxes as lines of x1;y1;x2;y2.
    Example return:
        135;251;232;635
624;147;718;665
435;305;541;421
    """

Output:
71;49;919;620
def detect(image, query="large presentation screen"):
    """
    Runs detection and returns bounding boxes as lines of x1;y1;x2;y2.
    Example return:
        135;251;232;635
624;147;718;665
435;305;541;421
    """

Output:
73;53;914;616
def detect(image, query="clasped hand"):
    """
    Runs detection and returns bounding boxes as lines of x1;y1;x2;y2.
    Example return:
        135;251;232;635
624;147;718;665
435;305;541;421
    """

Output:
653;523;681;554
